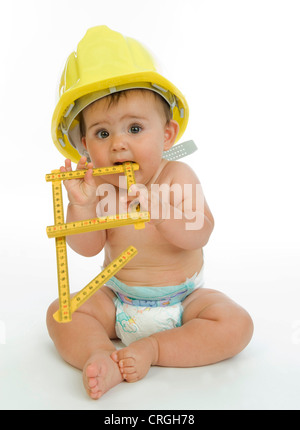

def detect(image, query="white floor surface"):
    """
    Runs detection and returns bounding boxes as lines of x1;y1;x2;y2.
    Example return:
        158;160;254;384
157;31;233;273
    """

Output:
1;0;300;410
1;244;300;410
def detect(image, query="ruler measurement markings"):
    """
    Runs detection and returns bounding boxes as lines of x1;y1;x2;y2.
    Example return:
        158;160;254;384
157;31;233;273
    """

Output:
48;163;143;322
51;173;72;322
53;246;137;321
123;162;145;229
47;211;150;238
46;163;139;182
123;161;136;189
70;246;137;311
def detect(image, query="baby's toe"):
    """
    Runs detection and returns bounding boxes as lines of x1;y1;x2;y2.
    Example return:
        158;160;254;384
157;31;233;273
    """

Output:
111;347;135;363
89;384;101;394
119;357;135;369
85;363;99;378
90;391;102;400
123;371;139;383
88;377;98;388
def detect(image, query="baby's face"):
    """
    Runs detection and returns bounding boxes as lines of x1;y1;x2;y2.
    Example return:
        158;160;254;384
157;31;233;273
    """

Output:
81;90;178;187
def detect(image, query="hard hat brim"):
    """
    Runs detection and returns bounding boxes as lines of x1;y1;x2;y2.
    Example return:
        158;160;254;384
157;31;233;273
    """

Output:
52;72;189;163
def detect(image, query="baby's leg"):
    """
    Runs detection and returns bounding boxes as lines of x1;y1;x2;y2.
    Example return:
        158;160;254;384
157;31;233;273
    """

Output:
112;288;253;380
47;287;123;399
151;288;253;367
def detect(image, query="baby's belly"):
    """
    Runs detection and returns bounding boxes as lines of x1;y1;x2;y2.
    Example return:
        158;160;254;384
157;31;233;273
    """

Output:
104;225;203;287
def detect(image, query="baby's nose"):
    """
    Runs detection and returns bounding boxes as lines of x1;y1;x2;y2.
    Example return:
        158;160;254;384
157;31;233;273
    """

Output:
111;135;128;151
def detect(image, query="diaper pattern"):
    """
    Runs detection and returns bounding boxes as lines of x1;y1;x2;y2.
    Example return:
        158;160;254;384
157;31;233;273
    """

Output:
115;299;183;346
106;268;204;345
115;309;138;334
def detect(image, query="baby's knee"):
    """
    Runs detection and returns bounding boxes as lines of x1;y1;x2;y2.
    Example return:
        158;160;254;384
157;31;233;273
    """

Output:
229;306;254;353
242;308;254;340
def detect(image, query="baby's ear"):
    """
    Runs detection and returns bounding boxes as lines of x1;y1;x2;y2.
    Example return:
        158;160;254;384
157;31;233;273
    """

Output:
163;120;179;151
82;136;87;149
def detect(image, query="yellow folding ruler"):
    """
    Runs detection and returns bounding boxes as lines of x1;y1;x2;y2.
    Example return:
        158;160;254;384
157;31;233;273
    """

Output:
46;211;149;238
46;162;148;323
45;162;139;182
52;246;137;322
52;178;72;322
123;161;137;189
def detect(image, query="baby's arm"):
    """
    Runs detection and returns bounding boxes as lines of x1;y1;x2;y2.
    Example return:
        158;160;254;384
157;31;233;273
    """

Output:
155;195;213;250
131;162;214;250
61;158;106;257
160;164;214;249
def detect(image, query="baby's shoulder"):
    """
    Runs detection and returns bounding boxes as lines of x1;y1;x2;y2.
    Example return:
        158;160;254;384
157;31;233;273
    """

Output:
159;160;199;184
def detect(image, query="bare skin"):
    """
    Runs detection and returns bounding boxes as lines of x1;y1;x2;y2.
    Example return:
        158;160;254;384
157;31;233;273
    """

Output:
111;288;253;382
47;288;123;399
47;285;253;398
83;351;123;399
46;91;253;399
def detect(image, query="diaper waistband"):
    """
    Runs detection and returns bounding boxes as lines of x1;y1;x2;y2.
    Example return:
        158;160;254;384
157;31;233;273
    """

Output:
105;266;204;308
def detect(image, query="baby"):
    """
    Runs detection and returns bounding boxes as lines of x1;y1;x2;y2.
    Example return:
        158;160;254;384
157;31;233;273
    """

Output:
47;26;253;400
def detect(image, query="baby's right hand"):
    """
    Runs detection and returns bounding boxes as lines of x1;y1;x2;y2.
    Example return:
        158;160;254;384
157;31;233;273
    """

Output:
60;157;98;207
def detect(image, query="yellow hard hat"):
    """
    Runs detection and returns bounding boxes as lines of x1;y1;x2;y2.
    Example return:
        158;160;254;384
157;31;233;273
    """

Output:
51;25;189;163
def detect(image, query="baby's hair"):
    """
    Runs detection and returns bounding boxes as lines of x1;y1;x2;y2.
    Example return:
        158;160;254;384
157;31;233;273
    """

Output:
79;89;172;138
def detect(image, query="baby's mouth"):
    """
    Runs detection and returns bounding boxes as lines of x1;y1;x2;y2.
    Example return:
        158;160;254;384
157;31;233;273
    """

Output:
113;160;136;166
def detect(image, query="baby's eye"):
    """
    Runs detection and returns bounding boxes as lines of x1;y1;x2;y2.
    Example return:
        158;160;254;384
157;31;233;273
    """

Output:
129;125;142;134
97;129;109;139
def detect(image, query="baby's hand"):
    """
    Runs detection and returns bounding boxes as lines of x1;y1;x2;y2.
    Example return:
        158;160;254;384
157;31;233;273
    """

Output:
60;157;98;207
128;184;167;226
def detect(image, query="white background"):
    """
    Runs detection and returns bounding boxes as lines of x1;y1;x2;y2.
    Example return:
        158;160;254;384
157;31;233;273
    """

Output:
0;0;299;410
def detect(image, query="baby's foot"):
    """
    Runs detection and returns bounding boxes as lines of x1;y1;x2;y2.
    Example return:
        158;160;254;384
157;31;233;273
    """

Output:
83;350;124;399
111;337;158;383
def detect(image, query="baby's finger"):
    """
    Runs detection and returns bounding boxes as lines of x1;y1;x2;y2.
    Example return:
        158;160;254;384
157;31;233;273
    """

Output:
76;156;88;170
65;158;72;171
86;161;94;170
83;166;96;187
60;158;72;173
